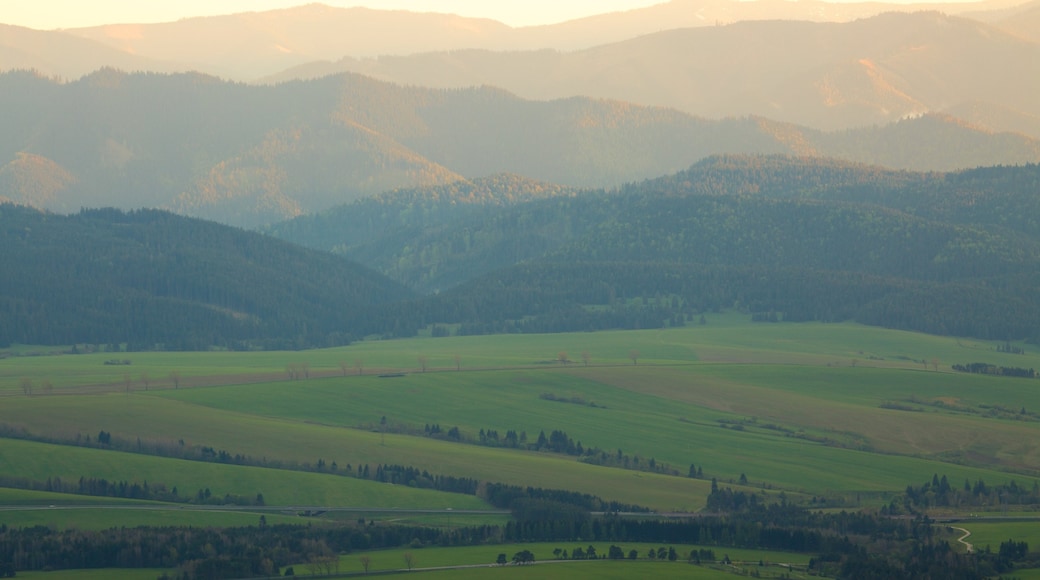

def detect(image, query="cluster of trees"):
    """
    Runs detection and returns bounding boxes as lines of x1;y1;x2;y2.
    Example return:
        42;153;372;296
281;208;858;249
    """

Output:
545;544;683;560
365;464;478;494
0;519;503;577
892;474;1040;511
578;447;681;476
951;362;1036;379
997;342;1026;355
0;484;1034;578
0;474;263;507
481;483;648;514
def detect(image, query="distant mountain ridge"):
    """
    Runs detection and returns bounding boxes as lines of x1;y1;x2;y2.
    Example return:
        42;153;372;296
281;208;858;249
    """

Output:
274;12;1040;133
1;3;1035;136
2;69;1038;227
2;1;1027;81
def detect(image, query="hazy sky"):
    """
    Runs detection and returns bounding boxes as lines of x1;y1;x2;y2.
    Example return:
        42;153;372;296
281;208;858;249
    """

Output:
6;0;977;30
8;1;662;29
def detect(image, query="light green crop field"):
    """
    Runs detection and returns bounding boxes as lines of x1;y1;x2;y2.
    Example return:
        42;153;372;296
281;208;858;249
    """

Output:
0;506;305;530
17;570;172;580
0;438;492;510
2;318;1039;526
946;519;1040;552
392;563;802;579
335;542;810;572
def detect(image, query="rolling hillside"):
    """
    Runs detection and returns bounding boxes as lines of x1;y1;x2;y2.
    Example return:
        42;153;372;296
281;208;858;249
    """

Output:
0;204;414;348
271;156;1040;341
2;70;1038;227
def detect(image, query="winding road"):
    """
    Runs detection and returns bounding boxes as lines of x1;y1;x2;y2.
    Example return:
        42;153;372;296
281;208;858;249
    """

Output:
950;526;974;553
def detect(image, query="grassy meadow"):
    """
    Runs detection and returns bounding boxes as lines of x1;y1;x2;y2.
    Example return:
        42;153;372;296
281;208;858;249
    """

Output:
3;317;1040;532
301;541;814;579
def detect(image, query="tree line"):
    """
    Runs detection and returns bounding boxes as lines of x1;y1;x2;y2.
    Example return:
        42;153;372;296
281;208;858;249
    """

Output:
952;362;1036;379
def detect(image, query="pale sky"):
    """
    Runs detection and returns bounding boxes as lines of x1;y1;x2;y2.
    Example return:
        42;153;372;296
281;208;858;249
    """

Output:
6;1;663;30
4;0;978;31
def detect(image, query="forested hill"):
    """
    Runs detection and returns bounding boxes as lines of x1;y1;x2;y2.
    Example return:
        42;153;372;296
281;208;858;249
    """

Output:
291;157;1040;341
263;173;583;255
0;205;415;349
3;69;1039;227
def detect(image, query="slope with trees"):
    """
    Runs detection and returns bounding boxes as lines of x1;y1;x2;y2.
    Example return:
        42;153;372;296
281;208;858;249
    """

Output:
2;70;1038;227
0;204;414;349
290;157;1040;341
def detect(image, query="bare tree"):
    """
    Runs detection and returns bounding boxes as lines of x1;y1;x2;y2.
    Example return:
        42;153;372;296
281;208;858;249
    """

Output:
354;359;364;375
123;373;133;395
301;361;310;379
581;351;591;367
140;372;150;391
418;355;429;373
41;379;53;394
453;353;461;371
403;552;415;570
339;360;349;376
19;377;32;397
169;370;181;389
557;351;569;365
359;555;371;574
629;350;640;365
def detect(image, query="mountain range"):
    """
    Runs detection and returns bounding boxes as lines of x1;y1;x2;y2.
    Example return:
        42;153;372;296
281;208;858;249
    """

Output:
5;156;1039;348
271;11;1040;133
1;2;1036;135
1;1;1038;347
2;69;1038;227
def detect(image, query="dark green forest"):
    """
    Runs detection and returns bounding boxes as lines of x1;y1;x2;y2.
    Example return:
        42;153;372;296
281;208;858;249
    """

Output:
270;156;1040;342
4;156;1040;348
0;205;413;349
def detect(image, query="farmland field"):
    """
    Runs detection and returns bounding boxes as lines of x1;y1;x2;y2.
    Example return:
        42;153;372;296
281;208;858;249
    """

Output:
3;317;1040;576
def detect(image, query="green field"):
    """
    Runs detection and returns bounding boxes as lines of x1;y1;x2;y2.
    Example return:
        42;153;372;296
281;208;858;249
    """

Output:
335;542;811;571
947;519;1040;552
3;319;1040;533
17;570;172;580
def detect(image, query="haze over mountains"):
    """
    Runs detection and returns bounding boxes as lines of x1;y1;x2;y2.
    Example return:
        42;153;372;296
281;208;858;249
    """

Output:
1;1;1036;135
3;68;1039;226
1;0;1038;346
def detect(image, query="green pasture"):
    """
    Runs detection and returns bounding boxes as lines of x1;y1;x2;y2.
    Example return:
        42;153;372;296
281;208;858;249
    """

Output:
579;363;1040;472
2;319;1039;514
4;316;1034;395
338;542;811;571
18;569;171;580
2;366;1038;509
0;505;303;530
0;438;492;510
143;370;1031;493
323;542;811;579
0;487;147;506
0;408;718;512
947;519;1040;552
394;563;804;579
